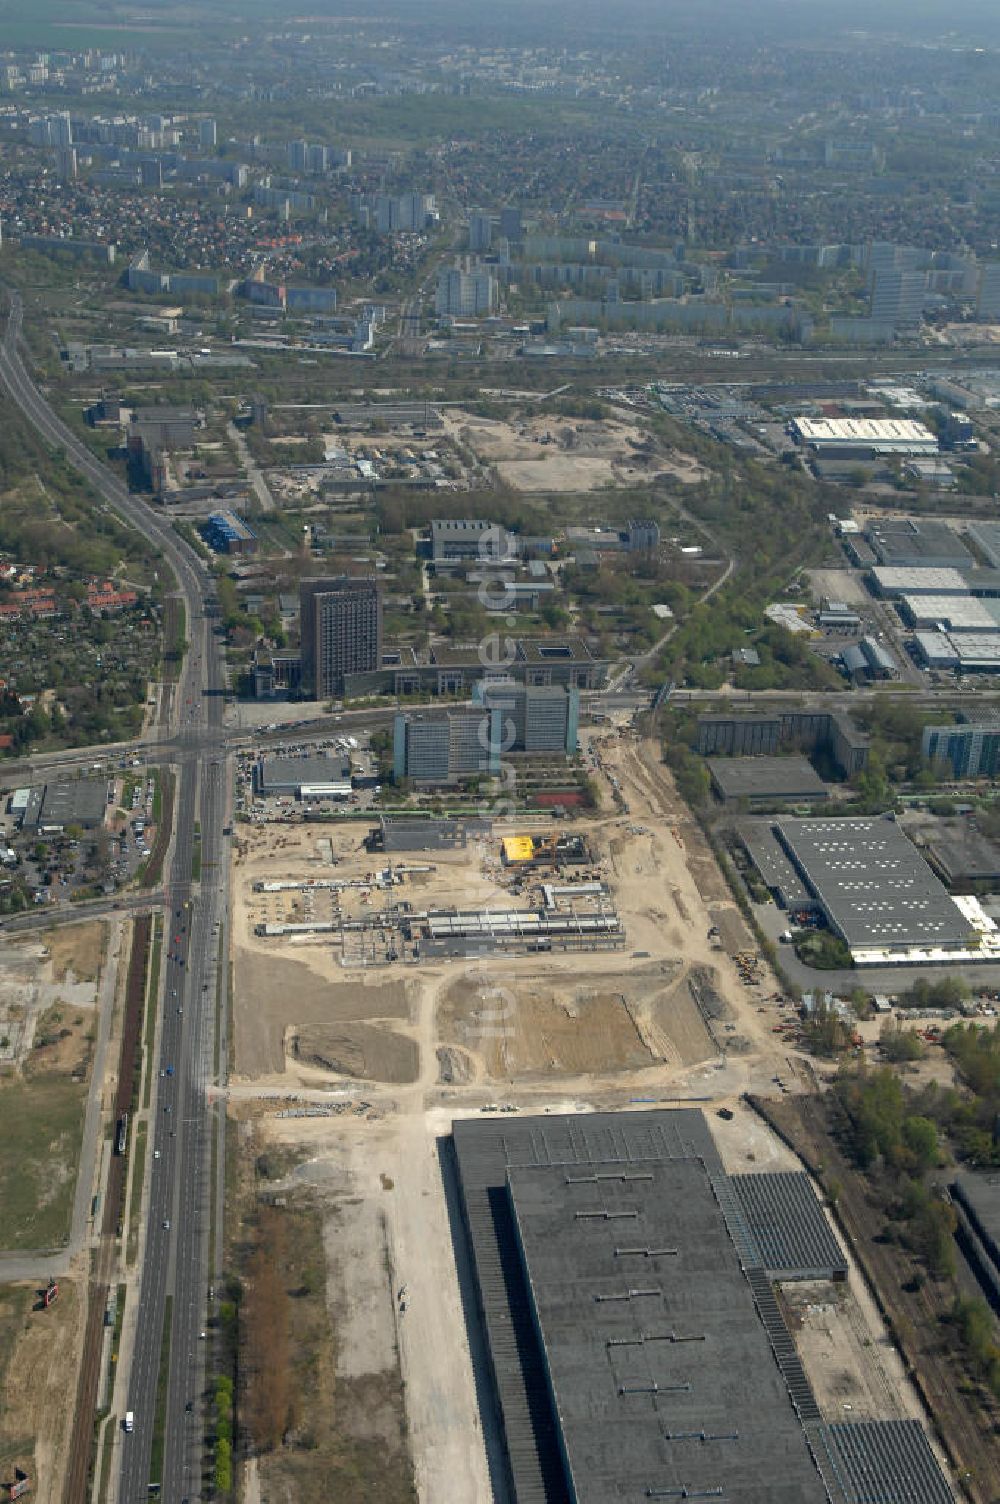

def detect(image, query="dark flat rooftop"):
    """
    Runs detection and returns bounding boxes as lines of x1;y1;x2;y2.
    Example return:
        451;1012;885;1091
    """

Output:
951;1171;1000;1248
451;1110;955;1504
776;816;974;952
708;755;829;804
924;822;1000;885
452;1111;826;1504
739;822;813;909
256;754;348;787
39;779;108;826
507;1157;829;1504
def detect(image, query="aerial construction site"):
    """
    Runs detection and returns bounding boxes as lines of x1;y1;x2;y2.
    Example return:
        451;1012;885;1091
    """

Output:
225;722;962;1504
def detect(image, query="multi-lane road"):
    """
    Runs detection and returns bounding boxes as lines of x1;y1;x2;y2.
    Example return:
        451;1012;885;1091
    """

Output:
0;288;230;1501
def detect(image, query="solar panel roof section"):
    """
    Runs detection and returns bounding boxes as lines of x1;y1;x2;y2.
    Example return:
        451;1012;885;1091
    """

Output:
775;816;975;952
814;1419;954;1504
730;1173;849;1282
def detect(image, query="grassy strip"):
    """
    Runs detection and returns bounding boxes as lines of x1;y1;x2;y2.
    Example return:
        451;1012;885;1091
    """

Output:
96;1413;116;1504
163;597;186;684
148;1294;173;1491
96;1280;128;1502
207;930;227;1277
142;916;163;1111
108;1281;126;1382
172;519;212;563
227;956;235;1077
151;769;162;826
126;1120;147;1266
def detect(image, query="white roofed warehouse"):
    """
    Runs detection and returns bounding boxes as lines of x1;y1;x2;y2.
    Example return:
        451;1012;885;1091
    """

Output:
775;814;1000;966
790;416;939;458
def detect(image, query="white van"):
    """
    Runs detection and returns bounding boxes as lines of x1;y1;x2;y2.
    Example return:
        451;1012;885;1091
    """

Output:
124;1411;135;1433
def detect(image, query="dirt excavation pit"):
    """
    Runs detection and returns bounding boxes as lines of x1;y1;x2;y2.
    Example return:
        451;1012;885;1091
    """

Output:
437;962;719;1078
289;1022;419;1084
234;950;415;1076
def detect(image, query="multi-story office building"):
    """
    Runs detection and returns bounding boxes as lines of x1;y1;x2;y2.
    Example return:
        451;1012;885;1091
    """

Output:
199;118;217;149
468;212;493;252
922;721;1000;779
300;577;382;698
393;685;578;783
499;205;523;241
435;264;498;317
696;710;869;777
394;715;455;783
479;683;580;754
870;268;926;327
374;193;437;233
431;517;511;565
977;264;1000;322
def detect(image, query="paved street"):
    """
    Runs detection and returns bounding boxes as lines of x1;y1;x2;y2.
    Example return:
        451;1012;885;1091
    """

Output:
0;290;231;1504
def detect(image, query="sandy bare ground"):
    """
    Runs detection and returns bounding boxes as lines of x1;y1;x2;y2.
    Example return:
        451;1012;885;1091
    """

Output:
0;932;101;1070
442;407;674;492
805;568;871;607
233;951;416;1077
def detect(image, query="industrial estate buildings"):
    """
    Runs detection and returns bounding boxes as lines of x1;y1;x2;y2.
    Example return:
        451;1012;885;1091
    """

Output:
772;816;998;966
790;416;939;458
450;1108;950;1504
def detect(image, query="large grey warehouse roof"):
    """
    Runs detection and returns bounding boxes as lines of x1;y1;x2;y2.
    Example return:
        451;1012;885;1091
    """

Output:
776;816;974;952
450;1110;954;1504
37;779;109;828
965;521;1000;570
451;1111;831;1504
866;519;972;570
739;822;813;908
507;1157;829;1504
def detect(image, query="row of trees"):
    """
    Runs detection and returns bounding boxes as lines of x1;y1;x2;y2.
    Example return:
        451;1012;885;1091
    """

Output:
834;1066;955;1278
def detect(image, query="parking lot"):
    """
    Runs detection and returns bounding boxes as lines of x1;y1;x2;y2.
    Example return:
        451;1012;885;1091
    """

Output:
235;733;380;825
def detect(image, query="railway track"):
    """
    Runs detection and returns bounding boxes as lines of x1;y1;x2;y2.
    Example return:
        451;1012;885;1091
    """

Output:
63;916;151;1504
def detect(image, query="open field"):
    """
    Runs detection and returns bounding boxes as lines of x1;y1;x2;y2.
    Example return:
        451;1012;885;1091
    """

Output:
0;1276;84;1504
0;930;101;1070
228;1126;416;1504
0;926;102;1252
45;920;105;985
0;1078;88;1251
435;959;718;1078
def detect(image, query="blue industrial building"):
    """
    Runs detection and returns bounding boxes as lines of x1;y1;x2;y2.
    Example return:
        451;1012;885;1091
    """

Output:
203;511;257;555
